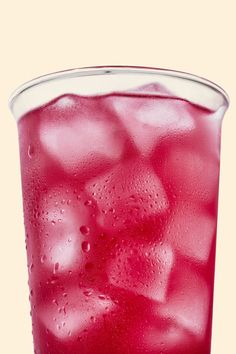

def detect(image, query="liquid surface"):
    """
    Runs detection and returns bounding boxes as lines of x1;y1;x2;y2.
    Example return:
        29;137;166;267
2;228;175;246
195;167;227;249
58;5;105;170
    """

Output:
18;83;223;354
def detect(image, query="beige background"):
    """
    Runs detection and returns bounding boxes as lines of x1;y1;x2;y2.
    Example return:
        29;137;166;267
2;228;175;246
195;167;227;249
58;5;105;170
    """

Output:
0;1;235;353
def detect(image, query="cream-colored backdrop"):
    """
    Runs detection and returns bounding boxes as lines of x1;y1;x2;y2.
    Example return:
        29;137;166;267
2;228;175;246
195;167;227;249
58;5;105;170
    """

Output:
0;1;235;353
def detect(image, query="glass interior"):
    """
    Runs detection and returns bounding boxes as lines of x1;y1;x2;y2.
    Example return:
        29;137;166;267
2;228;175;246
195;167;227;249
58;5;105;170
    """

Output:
9;66;229;121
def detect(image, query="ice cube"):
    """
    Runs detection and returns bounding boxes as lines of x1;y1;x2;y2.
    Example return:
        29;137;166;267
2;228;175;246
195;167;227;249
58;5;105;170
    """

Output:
125;82;171;94
86;159;168;231
189;103;224;160
158;264;210;338
164;202;216;262
39;186;91;272
139;323;195;353
107;241;174;302
108;93;194;156
18;108;61;186
40;95;125;174
53;95;76;108
39;287;115;340
156;145;220;205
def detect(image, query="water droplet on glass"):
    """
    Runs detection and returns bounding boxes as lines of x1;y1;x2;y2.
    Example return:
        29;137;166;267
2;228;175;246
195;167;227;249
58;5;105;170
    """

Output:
82;241;91;253
30;263;34;272
28;144;34;159
80;225;90;235
98;294;106;300
50;277;58;285
53;262;60;274
40;255;47;264
84;200;92;206
83;289;93;297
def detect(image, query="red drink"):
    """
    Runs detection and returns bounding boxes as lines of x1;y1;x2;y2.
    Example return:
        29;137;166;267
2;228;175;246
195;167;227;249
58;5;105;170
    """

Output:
11;67;228;354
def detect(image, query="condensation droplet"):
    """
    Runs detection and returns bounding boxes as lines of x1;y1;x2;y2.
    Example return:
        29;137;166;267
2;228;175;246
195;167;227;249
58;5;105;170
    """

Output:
80;225;90;235
53;262;60;274
83;289;93;297
52;299;59;306
40;255;47;264
82;241;91;253
90;316;96;323
98;294;106;300
28;144;35;159
30;263;34;272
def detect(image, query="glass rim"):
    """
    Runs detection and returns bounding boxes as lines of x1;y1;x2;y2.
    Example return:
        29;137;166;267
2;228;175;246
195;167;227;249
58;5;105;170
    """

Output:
9;65;230;110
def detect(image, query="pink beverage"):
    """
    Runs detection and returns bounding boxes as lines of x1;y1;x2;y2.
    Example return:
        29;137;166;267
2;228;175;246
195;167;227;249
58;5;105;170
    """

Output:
10;67;228;354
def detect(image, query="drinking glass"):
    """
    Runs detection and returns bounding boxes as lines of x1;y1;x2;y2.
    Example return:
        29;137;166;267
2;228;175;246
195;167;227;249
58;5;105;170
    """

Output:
9;66;229;354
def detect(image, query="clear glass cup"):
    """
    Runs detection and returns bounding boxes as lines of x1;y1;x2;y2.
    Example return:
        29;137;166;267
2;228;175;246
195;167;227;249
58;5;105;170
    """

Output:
9;66;229;354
